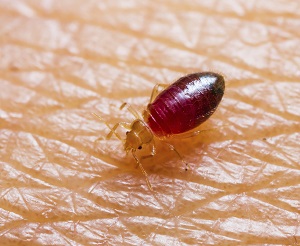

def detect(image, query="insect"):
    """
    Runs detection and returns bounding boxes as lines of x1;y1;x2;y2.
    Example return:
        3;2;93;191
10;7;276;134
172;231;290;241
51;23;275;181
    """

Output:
93;72;225;190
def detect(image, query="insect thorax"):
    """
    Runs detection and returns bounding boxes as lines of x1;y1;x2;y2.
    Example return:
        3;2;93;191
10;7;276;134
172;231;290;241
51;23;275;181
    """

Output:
124;119;153;151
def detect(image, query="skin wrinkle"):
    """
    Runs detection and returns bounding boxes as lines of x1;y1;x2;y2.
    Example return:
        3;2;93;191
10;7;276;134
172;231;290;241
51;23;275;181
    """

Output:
0;0;299;245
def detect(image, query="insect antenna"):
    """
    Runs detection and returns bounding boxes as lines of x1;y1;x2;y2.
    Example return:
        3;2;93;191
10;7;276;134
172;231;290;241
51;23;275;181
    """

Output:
92;113;124;143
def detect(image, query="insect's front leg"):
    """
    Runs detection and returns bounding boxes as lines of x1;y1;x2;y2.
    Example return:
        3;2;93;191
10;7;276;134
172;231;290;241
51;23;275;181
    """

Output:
138;140;156;167
132;149;153;191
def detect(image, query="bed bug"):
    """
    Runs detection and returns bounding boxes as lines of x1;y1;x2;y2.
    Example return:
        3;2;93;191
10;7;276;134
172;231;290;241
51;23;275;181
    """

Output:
93;72;225;190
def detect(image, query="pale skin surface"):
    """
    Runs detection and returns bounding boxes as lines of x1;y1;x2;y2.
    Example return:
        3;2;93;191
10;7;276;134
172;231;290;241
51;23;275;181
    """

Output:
0;1;299;245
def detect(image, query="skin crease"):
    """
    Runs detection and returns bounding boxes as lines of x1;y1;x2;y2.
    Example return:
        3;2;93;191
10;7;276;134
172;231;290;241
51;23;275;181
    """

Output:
0;0;299;245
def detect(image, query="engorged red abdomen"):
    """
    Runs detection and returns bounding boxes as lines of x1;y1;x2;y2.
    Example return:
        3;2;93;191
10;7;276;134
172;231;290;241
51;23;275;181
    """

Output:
144;72;225;137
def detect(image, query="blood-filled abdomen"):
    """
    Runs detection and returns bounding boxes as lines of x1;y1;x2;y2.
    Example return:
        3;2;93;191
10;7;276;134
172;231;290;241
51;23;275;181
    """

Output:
145;72;225;137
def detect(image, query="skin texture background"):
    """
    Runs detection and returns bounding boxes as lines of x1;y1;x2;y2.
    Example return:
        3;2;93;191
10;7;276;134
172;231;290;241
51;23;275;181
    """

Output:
0;1;299;245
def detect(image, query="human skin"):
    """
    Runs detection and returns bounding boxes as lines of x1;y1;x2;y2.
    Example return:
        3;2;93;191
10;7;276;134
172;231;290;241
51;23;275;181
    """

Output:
0;1;299;245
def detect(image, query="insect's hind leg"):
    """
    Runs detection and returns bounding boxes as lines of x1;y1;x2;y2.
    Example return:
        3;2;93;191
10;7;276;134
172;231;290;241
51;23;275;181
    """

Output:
163;141;189;171
119;83;169;121
149;84;169;103
120;102;141;119
170;125;229;139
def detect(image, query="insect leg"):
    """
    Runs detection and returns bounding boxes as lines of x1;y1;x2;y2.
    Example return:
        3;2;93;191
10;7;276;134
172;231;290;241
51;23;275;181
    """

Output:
171;125;229;139
149;84;169;103
138;140;157;166
163;141;189;171
120;102;140;119
170;129;212;139
132;150;153;191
